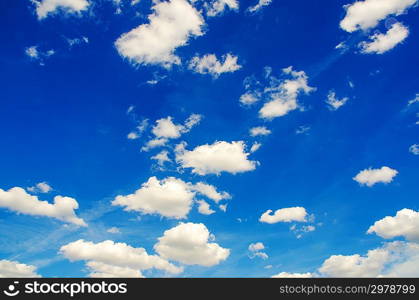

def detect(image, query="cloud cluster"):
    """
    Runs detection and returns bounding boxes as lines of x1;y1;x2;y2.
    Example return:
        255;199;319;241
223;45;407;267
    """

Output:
360;22;409;54
33;0;90;20
248;242;268;259
0;187;86;226
188;54;241;78
0;260;40;278
112;177;230;219
60;239;182;277
353;166;398;187
154;222;230;266
175;141;258;175
115;0;205;67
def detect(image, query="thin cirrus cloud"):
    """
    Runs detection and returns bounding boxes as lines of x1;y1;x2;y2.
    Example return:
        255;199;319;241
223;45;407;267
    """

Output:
32;0;90;20
0;260;41;278
0;187;87;226
353;166;398;187
360;22;409;54
60;239;182;277
154;222;230;266
115;0;205;68
339;0;417;32
188;53;242;78
112;177;231;219
259;207;308;224
175;141;258;175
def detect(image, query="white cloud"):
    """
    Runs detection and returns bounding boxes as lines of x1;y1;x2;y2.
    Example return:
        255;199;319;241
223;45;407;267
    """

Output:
248;242;265;252
250;142;261;153
0;187;86;226
259;67;315;120
27;182;52;193
250;126;271;136
86;261;142;278
319;241;419;277
175;141;258;175
142;114;201;151
272;272;313;278
154;222;230;266
259;207;308;224
196;200;215;215
326;91;349;110
33;0;90;20
240;92;260;105
295;125;310;135
151;150;172;166
219;204;227;212
408;93;419;106
353;166;398;187
127;132;139;140
66;36;89;47
367;209;419;242
112;177;195;219
191;182;231;203
205;0;239;17
409;144;419;155
360;22;409;54
115;0;205;67
339;0;417;32
188;53;241;78
60;239;182;276
25;46;55;65
107;227;121;234
0;260;40;278
247;0;272;13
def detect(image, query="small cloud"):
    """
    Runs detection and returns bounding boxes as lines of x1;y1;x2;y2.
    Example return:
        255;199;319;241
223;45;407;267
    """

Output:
107;227;121;234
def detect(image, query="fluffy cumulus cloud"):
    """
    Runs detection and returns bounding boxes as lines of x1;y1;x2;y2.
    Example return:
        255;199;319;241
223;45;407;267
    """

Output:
151;150;172;166
115;0;205;67
259;67;315;120
60;239;182;277
0;187;86;226
33;0;90;20
248;242;268;259
154;222;230;266
86;261;142;278
367;209;419;242
188;53;241;78
319;241;419;277
0;260;40;278
112;177;230;218
326;91;349;110
27;182;52;193
250;126;271;136
240;92;260;105
353;166;398;187
272;272;313;278
360;22;409;54
142;114;201;151
205;0;239;17
259;207;308;224
339;0;417;32
409;144;419;155
247;0;272;13
175;141;258;175
112;177;195;219
191;182;231;203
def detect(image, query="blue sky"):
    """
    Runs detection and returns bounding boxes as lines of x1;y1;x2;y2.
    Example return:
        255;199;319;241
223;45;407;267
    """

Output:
0;0;418;278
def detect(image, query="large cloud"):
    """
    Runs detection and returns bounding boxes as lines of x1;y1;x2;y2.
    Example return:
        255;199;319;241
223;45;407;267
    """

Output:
367;209;419;242
188;53;241;78
33;0;90;20
154;222;230;266
259;207;308;224
60;239;182;276
115;0;205;67
112;177;195;219
175;141;258;175
360;22;409;54
259;67;315;120
353;166;398;187
0;260;40;278
0;187;86;226
339;0;417;32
